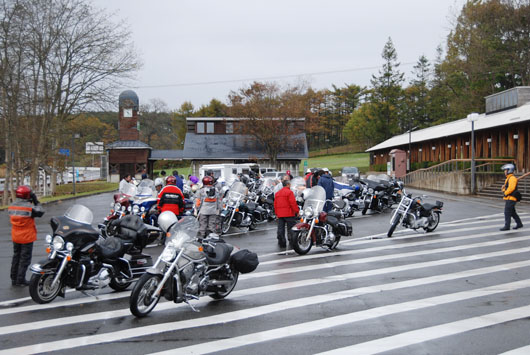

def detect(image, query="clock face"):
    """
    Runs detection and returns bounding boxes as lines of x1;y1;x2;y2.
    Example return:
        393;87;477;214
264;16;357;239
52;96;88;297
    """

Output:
123;108;133;118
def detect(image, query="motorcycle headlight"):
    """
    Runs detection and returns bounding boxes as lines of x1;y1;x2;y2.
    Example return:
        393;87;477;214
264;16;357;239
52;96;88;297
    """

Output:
45;234;52;244
66;242;74;252
140;206;146;212
304;209;313;218
110;202;115;208
52;236;64;250
132;205;140;214
114;202;121;211
368;188;374;194
127;206;132;212
160;245;177;262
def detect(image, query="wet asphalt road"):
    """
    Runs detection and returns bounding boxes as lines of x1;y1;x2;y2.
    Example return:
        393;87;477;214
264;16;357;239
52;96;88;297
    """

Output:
1;189;530;354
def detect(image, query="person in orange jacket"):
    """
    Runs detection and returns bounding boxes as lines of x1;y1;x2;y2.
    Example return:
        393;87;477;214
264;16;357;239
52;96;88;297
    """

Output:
157;175;185;217
500;163;523;231
274;177;300;248
8;186;44;286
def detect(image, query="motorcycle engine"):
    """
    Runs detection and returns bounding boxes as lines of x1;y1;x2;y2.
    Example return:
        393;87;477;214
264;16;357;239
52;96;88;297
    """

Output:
182;263;204;296
413;217;429;229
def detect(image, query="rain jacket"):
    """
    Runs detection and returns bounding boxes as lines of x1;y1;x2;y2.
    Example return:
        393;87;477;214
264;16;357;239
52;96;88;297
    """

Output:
274;186;299;218
157;185;185;216
503;174;518;201
8;199;44;244
318;174;334;200
195;185;222;215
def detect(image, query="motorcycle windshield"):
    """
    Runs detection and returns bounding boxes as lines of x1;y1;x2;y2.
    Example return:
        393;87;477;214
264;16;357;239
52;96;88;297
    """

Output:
229;181;247;197
121;183;137;197
302;186;326;214
64;204;93;225
225;174;239;187
290;177;306;198
167;216;199;248
260;178;277;195
136;179;156;197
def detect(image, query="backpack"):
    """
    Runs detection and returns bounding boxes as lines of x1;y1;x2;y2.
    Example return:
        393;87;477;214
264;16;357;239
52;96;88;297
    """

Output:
204;186;217;203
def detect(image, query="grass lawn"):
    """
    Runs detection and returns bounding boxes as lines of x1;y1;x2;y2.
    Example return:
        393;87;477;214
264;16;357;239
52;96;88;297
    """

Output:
300;152;370;175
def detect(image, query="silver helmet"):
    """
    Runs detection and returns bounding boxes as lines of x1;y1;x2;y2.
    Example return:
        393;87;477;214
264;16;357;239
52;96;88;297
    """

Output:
501;163;515;174
158;211;178;233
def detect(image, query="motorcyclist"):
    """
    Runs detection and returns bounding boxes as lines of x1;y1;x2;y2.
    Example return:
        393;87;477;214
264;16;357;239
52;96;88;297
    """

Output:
8;186;44;286
157;175;185;217
318;168;334;212
274;178;299;248
154;178;164;194
172;170;184;191
500;163;523;231
195;176;222;238
119;174;134;194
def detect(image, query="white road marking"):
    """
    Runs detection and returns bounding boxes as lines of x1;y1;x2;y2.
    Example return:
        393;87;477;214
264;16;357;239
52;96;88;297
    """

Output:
150;279;530;355
318;306;530;354
499;345;530;355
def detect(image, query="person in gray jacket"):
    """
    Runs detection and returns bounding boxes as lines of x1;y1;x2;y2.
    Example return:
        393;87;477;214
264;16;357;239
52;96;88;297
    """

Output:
195;176;222;238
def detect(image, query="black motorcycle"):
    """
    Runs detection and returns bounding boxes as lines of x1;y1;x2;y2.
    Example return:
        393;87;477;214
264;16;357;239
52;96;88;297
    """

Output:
361;175;394;215
29;205;155;304
387;193;443;237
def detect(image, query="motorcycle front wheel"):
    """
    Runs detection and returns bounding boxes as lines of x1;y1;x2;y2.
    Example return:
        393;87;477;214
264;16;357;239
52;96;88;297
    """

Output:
29;273;62;304
387;213;401;238
291;230;312;255
424;212;440;232
210;269;239;300
130;273;162;317
221;215;231;234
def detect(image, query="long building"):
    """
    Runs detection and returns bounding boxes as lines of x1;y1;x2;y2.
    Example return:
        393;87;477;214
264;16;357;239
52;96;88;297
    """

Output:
367;87;530;173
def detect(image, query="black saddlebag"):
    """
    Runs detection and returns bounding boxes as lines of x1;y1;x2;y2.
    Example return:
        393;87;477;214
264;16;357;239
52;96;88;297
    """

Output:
230;249;259;274
336;220;353;236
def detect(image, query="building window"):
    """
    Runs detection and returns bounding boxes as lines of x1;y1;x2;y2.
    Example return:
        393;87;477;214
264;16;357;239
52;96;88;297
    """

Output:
226;122;234;134
197;122;205;133
206;122;214;133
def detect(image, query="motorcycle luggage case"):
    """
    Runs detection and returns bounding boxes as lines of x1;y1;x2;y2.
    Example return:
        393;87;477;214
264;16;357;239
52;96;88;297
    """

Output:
337;220;353;236
230;249;259;273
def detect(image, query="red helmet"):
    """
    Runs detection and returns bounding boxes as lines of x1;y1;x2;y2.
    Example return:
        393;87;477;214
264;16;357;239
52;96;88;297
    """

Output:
16;185;32;199
166;175;177;185
202;176;214;186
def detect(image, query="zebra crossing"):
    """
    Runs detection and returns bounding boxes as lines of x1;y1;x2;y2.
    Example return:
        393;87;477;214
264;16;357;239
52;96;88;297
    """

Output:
1;212;530;354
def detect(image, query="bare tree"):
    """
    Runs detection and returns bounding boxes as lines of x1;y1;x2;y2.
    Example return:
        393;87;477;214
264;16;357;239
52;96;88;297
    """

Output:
0;0;140;202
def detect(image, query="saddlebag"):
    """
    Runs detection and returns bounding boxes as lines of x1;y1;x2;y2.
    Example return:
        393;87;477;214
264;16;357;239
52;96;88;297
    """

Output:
336;220;353;236
230;249;259;274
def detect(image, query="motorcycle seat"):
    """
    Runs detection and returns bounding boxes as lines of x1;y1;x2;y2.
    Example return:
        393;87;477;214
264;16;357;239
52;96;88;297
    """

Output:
421;203;438;211
115;215;148;242
97;236;128;259
205;243;234;265
326;215;340;227
327;211;343;219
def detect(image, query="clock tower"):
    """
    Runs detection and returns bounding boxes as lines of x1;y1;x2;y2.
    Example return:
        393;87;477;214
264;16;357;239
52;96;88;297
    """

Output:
118;90;140;140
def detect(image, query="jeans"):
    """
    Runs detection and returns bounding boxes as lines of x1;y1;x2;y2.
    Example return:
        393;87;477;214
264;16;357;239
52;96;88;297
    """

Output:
277;217;297;245
504;200;522;228
11;242;33;283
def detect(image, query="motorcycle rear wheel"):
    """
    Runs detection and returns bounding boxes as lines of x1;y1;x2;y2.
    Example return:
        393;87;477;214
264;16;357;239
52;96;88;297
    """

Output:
130;273;162;317
29;273;62;304
387;213;401;238
291;230;312;255
109;276;132;292
210;269;239;299
424;212;440;232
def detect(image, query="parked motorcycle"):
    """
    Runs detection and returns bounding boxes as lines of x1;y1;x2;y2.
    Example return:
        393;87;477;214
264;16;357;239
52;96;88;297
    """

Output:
387;192;443;237
29;205;155;304
129;215;254;317
360;174;394;215
290;186;353;255
220;181;254;234
101;183;136;236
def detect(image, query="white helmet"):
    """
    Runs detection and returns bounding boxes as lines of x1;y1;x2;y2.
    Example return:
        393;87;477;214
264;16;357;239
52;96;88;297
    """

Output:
154;178;164;187
501;163;515;174
158;211;178;233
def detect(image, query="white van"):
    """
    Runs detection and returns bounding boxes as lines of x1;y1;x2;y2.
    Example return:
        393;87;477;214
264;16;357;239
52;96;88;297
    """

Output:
199;163;260;181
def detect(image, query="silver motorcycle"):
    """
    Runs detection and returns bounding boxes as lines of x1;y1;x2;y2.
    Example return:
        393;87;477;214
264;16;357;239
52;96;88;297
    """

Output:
129;214;240;317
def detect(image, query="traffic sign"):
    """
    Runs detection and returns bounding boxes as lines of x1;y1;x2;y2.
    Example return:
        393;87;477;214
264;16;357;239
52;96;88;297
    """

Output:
58;148;70;156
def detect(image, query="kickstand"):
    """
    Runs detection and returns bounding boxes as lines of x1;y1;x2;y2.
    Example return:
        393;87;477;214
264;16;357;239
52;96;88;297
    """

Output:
185;295;200;312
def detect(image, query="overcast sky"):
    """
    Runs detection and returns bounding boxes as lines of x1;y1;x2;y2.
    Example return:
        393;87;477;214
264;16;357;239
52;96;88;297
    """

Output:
92;0;465;111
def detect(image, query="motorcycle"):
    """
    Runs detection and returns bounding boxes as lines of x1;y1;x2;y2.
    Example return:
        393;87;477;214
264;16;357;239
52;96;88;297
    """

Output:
332;181;356;218
220;181;254;234
129;216;248;317
101;183;136;237
29;205;155;304
290;177;307;209
360;174;394;215
387;192;444;237
290;186;353;255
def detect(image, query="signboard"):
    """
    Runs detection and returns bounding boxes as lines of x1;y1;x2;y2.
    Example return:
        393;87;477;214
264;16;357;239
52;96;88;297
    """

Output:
58;148;70;156
86;142;104;154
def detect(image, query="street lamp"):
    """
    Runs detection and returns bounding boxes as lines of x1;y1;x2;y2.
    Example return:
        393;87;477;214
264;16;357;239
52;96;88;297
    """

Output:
72;133;80;195
466;113;479;194
407;126;418;172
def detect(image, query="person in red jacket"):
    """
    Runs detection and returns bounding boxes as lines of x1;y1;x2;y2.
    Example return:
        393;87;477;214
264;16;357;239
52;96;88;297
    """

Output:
157;175;185;217
274;177;300;248
9;186;44;286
